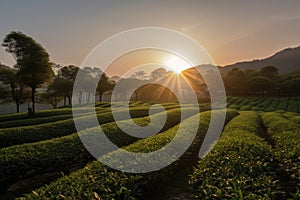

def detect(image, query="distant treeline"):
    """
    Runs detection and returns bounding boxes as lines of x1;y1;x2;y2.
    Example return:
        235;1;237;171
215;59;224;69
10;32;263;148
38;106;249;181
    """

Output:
0;31;299;114
222;66;300;97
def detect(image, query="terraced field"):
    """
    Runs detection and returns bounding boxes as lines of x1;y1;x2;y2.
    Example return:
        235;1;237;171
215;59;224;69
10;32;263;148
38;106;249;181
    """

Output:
227;96;300;113
0;100;299;199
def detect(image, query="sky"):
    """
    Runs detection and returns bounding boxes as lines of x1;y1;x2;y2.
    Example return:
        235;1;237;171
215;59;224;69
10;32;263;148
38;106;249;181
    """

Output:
0;0;299;76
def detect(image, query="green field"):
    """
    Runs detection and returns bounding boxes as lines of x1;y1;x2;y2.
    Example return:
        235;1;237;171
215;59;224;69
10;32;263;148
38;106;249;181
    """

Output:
0;99;299;199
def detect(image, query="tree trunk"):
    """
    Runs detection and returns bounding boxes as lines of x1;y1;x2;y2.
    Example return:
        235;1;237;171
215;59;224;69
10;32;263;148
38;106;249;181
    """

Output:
64;96;66;106
16;101;20;113
78;92;82;104
99;92;103;102
11;84;19;113
31;87;36;114
86;93;90;103
51;102;57;109
68;95;72;105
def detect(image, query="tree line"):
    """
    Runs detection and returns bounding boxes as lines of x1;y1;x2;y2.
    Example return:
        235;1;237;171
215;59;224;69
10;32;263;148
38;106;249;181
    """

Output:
0;31;299;114
223;66;300;97
0;31;114;114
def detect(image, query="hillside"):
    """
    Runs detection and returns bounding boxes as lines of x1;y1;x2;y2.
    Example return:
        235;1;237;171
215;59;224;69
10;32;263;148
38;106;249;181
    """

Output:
222;46;300;73
190;46;300;74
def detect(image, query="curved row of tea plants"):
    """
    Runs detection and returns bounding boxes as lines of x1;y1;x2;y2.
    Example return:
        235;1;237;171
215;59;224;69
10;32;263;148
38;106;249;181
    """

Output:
17;109;239;200
0;111;99;128
0;101;154;124
0;106;175;148
287;99;299;113
261;112;300;197
190;111;283;199
227;97;300;113
0;105;111;122
0;107;196;190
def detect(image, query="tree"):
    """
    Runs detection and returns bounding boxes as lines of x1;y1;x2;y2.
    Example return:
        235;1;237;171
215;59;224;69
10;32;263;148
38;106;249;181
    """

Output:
280;78;300;97
39;84;63;108
58;65;79;81
0;83;10;103
49;78;73;106
113;78;148;101
248;76;271;96
259;66;279;81
131;71;148;80
97;73;115;102
225;68;246;96
2;31;54;114
55;65;79;105
150;68;167;80
0;65;29;112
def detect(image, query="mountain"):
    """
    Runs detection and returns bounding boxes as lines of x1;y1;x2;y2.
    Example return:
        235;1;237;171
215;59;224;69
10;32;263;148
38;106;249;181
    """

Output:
222;46;300;73
190;46;300;74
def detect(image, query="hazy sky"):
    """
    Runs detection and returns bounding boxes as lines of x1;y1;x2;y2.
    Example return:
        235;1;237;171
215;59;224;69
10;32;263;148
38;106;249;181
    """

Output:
0;0;299;76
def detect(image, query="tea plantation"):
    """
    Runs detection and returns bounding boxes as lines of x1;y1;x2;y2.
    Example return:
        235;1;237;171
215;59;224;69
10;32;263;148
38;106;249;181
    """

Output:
0;100;299;199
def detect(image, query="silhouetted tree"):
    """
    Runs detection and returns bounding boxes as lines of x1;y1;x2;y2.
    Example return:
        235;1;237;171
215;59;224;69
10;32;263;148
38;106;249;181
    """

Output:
225;68;246;96
131;71;148;80
97;73;115;102
248;76;272;96
50;78;73;106
280;78;300;97
150;68;167;80
259;66;279;81
58;65;79;81
0;65;29;112
2;31;54;114
55;65;79;105
113;78;148;101
39;84;64;108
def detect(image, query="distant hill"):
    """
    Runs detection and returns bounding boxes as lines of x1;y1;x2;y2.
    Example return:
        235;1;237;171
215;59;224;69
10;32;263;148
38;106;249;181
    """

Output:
221;46;300;73
190;46;300;74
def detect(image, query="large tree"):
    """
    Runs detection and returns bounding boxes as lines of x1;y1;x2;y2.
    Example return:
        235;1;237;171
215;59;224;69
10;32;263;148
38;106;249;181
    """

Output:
0;64;29;112
2;31;54;114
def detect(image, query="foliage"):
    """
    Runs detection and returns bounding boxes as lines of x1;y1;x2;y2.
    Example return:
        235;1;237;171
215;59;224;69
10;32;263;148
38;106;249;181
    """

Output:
17;109;238;200
2;31;54;113
0;112;91;128
97;72;115;102
0;107;191;190
261;112;300;197
0;107;168;148
190;112;283;199
226;97;299;113
0;64;30;112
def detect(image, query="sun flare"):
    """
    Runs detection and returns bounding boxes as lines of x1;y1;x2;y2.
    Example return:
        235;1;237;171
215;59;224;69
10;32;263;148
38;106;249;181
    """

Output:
164;55;192;74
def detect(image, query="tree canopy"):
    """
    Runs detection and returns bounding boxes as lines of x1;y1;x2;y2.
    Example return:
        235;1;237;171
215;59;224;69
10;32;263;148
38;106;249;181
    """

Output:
2;31;54;114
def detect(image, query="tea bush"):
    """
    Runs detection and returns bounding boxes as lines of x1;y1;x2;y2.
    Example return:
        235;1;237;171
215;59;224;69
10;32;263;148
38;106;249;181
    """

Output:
190;111;283;199
1;107;197;190
262;112;300;197
17;110;239;199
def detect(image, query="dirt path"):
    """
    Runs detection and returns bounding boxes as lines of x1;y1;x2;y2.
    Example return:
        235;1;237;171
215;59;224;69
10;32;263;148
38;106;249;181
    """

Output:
143;159;198;200
257;115;296;198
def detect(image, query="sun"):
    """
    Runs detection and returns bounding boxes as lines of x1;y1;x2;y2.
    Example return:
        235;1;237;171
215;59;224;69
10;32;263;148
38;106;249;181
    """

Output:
164;55;192;74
